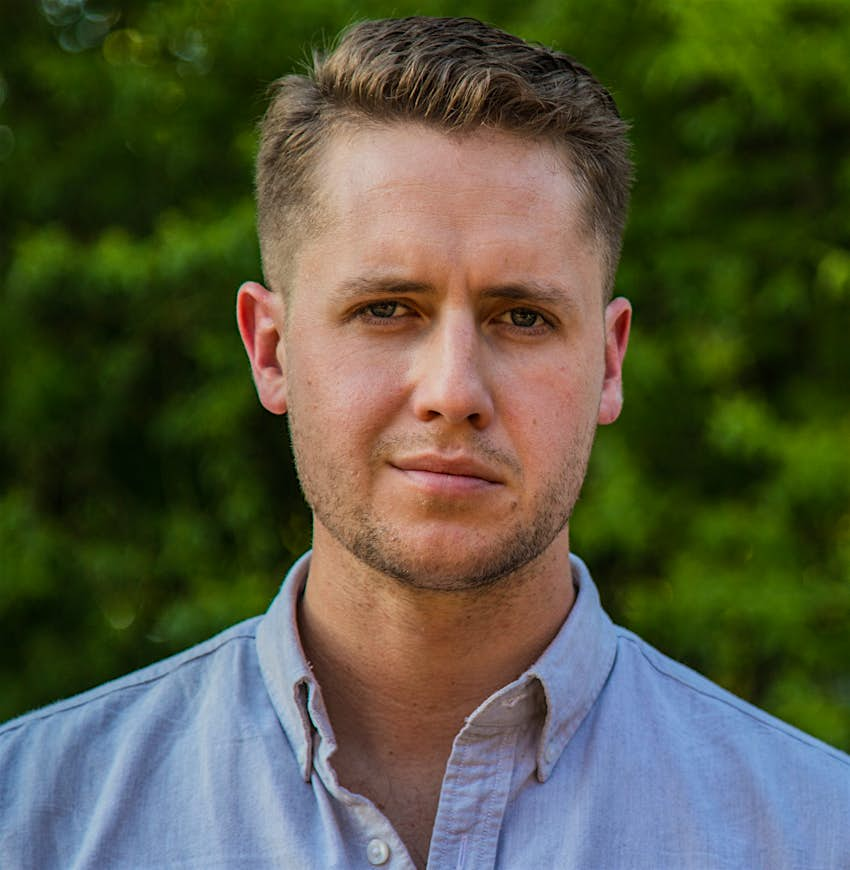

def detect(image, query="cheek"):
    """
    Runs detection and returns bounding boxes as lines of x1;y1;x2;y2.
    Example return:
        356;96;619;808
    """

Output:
293;346;406;432
504;366;598;447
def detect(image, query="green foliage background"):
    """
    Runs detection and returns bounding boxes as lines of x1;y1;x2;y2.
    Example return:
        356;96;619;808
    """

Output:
2;0;849;748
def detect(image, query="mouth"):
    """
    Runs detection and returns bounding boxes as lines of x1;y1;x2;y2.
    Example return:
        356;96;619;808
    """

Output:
389;454;504;492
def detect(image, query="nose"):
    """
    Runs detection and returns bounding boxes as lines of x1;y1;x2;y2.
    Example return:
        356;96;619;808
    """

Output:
410;311;495;428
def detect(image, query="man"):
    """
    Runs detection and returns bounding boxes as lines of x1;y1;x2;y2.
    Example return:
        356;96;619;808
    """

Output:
1;16;848;870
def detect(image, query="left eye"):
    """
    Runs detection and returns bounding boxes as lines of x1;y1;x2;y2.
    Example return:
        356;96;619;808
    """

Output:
506;308;543;328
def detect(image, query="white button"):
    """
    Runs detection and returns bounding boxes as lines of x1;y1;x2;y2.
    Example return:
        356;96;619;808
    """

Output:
367;838;390;865
544;746;557;764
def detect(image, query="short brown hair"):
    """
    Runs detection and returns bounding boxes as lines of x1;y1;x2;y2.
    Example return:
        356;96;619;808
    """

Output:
256;16;633;297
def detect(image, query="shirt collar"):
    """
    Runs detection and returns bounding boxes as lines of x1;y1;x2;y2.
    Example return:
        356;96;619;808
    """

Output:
255;552;324;782
528;554;618;780
256;551;617;783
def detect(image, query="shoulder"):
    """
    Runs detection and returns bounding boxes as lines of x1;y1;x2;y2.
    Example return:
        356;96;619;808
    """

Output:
611;625;850;775
2;616;261;737
0;615;311;868
0;616;263;789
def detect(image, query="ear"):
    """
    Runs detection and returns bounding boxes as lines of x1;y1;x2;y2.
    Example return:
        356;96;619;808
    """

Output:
236;281;288;415
597;296;632;426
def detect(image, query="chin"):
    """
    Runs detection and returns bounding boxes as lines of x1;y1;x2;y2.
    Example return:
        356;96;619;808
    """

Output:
310;478;576;593
347;524;561;594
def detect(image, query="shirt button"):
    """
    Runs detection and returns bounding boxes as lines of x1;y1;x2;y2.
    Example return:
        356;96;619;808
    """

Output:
367;838;391;865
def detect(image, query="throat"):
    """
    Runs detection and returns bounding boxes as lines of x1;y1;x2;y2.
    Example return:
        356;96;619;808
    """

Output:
295;541;576;865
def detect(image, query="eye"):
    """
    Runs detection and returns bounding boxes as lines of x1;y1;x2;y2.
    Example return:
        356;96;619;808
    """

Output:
357;299;410;320
351;299;416;327
508;308;543;328
365;301;401;318
494;307;551;331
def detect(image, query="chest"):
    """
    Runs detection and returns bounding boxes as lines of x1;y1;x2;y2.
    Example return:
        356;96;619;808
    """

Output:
328;722;532;869
335;757;444;868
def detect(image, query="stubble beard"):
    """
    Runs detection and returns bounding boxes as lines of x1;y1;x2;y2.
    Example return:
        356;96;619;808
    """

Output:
287;412;597;593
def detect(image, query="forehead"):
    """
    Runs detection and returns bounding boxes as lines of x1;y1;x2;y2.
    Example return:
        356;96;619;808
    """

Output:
291;123;603;300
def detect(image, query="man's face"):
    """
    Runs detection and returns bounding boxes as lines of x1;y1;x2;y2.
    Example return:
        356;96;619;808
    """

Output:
246;123;629;591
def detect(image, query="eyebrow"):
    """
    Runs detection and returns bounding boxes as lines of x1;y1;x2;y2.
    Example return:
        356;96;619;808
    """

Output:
328;276;432;305
479;282;573;308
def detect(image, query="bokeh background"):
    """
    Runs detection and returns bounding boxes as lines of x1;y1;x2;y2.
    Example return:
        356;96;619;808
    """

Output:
2;0;849;748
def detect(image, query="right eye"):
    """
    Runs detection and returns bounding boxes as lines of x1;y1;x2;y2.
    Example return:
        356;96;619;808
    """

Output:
364;301;401;318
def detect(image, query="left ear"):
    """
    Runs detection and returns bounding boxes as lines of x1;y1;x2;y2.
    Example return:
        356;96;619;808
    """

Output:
597;296;632;425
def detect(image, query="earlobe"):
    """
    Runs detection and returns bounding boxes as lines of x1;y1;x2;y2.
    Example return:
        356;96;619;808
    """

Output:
236;281;288;415
597;296;631;426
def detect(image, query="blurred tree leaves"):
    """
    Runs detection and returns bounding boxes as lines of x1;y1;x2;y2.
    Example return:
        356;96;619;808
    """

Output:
1;0;848;748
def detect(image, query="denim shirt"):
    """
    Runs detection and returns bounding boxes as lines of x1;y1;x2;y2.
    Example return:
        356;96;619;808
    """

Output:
2;552;849;869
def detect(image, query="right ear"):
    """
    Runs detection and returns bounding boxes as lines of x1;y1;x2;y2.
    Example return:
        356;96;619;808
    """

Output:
236;281;288;415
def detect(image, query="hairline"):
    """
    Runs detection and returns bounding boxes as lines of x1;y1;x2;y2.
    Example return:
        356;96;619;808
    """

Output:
262;116;617;305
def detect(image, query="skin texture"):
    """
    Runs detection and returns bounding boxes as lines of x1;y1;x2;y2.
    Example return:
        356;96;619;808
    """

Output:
237;123;631;867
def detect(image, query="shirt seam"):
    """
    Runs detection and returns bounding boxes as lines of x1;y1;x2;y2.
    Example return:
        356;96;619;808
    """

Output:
617;629;850;769
0;622;260;737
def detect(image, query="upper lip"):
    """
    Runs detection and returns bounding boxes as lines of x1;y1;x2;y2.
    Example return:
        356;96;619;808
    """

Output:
391;454;503;483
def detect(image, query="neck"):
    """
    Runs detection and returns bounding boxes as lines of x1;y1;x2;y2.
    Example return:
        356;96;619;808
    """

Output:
297;524;576;758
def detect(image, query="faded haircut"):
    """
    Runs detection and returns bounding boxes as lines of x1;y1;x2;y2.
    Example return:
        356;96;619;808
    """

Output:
256;16;633;298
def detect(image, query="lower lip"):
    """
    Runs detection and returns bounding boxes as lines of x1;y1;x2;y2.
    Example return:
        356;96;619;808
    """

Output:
394;467;499;495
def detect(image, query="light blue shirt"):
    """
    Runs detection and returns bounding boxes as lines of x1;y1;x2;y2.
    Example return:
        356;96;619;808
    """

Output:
2;552;849;869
